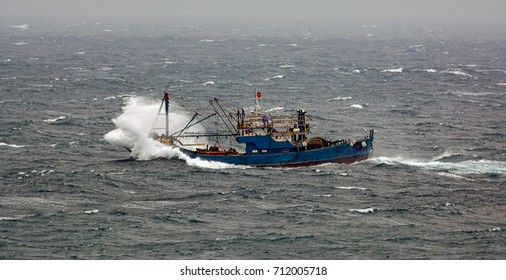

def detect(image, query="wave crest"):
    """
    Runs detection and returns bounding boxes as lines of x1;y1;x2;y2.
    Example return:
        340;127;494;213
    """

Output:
370;156;506;175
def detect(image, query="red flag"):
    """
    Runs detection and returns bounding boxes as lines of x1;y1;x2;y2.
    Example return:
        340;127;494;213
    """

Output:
256;92;262;98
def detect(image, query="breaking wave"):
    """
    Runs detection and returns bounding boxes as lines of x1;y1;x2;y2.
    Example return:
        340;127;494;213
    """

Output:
442;69;473;78
43;116;67;123
264;75;284;81
371;156;506;175
12;24;30;30
381;67;403;73
0;142;25;148
104;96;242;169
330;96;352;101
349;207;377;213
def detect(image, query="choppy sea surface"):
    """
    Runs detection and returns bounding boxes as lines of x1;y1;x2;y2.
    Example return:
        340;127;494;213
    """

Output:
1;20;505;259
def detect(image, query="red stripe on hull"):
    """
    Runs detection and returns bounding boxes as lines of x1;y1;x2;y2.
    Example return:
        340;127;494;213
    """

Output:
259;152;373;168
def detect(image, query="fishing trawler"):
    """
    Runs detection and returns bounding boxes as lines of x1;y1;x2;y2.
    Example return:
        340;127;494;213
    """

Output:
150;90;374;167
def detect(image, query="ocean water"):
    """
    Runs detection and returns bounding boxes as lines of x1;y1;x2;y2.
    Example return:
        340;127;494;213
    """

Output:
1;20;505;259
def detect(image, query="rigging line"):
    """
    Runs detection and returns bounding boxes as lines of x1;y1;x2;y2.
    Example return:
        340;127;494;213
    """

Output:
173;112;199;140
209;99;236;136
171;112;217;138
170;112;218;137
207;95;239;110
214;98;238;134
184;112;217;135
150;97;166;134
214;108;235;147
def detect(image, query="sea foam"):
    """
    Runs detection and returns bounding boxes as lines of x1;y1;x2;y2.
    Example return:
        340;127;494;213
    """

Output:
371;156;506;175
104;96;243;169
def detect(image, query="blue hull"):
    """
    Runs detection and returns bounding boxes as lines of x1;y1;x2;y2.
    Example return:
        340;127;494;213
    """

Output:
182;137;373;167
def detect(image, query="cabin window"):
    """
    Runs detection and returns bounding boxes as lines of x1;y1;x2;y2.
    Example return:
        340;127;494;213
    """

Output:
283;149;289;153
261;150;267;153
252;150;258;153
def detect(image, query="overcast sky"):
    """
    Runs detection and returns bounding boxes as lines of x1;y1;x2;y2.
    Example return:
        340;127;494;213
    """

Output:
3;0;506;25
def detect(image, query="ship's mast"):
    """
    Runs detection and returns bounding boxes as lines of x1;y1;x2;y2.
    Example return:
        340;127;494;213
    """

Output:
254;91;262;114
163;91;169;137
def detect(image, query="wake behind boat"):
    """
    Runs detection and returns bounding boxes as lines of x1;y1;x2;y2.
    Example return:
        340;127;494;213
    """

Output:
147;90;374;167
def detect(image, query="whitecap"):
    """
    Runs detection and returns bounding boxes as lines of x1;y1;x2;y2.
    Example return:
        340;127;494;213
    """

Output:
290;44;298;47
103;96;116;100
436;172;471;181
264;107;283;113
424;69;437;73
450;91;498;96
13;42;28;46
337;186;367;190
0;215;28;221
313;194;332;197
443;69;472;78
279;64;294;68
352;69;361;74
332;96;352;101
83;209;99;214
103;29;112;32
215;237;237;241
0;142;25;148
349;208;376;213
497;83;506;86
38;170;54;176
43;116;66;123
381;67;403;73
350;104;363;109
432;151;461;161
199;39;214;42
203;81;214;86
265;75;284;81
371;156;506;175
12;24;30;30
76;52;86;55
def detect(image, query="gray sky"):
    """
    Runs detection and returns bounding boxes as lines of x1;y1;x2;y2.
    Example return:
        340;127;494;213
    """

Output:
3;0;506;25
